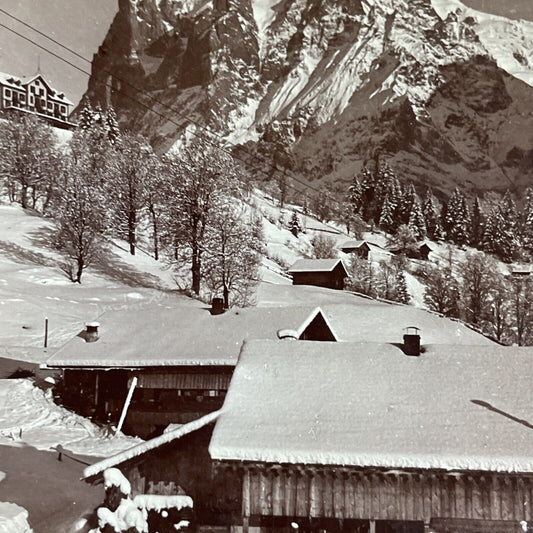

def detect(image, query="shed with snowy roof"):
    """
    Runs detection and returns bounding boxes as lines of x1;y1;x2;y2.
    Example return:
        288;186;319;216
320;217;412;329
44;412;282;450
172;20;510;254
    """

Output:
340;240;393;261
288;259;348;290
210;339;533;533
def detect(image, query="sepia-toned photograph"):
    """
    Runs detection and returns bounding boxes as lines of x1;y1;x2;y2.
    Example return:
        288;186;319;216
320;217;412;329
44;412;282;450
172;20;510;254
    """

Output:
0;0;532;532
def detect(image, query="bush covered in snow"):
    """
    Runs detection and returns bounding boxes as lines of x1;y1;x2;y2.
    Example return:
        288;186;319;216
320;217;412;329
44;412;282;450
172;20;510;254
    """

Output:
89;469;194;533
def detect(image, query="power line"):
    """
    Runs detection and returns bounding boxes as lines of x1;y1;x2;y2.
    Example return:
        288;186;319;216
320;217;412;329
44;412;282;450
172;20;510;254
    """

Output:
0;9;349;215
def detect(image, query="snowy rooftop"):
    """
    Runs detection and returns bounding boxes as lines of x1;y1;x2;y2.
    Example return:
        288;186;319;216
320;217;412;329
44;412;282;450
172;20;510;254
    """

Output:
340;240;391;254
0;72;74;105
288;258;347;273
46;284;494;368
45;299;322;368
84;410;220;479
210;340;533;473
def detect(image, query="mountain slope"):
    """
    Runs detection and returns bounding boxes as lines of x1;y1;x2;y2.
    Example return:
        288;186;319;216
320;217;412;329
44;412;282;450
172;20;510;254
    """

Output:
81;0;533;196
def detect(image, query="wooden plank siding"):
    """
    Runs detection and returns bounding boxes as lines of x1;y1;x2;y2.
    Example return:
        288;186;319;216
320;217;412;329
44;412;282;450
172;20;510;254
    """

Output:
237;466;533;524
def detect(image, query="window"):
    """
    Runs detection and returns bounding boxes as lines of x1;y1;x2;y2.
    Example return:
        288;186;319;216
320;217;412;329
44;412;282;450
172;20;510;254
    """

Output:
20;94;26;103
30;86;35;93
60;105;66;115
3;88;11;99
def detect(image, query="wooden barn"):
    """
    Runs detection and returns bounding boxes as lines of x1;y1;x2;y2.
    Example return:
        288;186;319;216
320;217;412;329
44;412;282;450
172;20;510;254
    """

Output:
288;259;349;290
340;240;393;262
389;242;434;261
45;300;338;437
210;339;533;533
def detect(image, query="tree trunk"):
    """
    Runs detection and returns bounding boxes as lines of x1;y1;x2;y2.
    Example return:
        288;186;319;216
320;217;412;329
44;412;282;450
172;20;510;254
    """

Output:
128;209;136;255
191;245;201;294
76;258;84;283
223;284;229;309
150;204;159;261
21;184;28;209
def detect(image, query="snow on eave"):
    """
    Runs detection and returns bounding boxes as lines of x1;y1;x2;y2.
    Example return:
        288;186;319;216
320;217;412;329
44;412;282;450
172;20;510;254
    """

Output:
296;307;339;342
45;357;237;369
83;410;221;480
210;447;533;474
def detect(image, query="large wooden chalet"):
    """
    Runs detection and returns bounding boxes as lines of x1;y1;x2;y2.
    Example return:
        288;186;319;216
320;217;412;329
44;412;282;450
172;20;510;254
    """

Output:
0;71;75;129
210;340;533;533
288;259;349;290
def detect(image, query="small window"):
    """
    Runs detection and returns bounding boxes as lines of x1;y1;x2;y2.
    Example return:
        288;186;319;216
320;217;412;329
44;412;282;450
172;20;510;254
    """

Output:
20;94;26;103
60;105;66;115
47;102;53;110
3;88;11;99
30;86;35;93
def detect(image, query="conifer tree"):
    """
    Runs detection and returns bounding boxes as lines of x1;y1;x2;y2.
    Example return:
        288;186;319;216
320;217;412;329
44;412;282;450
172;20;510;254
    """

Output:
378;194;396;233
523;188;533;254
397;183;416;226
360;167;377;222
105;106;121;145
77;97;94;131
469;196;485;248
348;176;363;216
289;211;302;237
407;196;427;240
395;269;410;304
422;190;441;240
443;188;471;246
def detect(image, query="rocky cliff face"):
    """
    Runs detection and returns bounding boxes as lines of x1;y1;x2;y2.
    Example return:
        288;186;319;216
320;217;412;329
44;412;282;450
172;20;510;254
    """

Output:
81;0;533;196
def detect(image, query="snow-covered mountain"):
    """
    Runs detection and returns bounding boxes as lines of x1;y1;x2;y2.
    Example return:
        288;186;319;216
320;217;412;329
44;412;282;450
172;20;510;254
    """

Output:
81;0;533;196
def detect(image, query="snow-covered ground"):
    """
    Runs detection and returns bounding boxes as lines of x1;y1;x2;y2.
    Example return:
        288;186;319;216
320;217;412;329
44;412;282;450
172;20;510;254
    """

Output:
0;379;140;457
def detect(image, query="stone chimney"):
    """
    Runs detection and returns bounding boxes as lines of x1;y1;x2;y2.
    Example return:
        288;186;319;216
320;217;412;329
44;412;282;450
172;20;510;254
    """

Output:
211;297;225;315
403;326;421;356
85;322;100;343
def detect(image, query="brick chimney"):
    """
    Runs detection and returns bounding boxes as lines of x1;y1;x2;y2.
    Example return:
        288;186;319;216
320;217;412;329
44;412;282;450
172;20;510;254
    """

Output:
85;322;100;343
403;326;421;356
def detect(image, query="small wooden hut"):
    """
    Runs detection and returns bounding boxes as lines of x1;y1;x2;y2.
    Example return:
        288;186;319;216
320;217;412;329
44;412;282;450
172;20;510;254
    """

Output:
288;259;349;290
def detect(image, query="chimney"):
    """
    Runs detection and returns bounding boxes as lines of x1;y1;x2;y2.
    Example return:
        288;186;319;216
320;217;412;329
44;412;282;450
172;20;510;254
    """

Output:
211;297;225;315
403;326;421;356
85;322;100;343
277;329;299;340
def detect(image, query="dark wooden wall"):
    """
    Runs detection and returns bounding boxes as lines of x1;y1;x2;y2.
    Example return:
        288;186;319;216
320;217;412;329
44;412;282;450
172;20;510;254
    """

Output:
238;466;533;525
292;267;345;290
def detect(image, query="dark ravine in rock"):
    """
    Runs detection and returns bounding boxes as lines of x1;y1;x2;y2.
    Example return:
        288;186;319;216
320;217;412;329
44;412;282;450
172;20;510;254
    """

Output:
80;0;533;197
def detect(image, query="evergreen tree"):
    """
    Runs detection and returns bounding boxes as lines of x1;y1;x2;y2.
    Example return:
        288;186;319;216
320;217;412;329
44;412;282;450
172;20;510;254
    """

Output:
407;196;427;240
289;211;302;237
469;196;485;248
443;188;471;246
422;190;441;241
360;167;377;222
77;97;94;131
523;188;533;254
482;206;519;262
395;269;410;304
378;194;396;233
397;183;416;226
348;176;363;217
105;106;121;145
388;224;418;256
